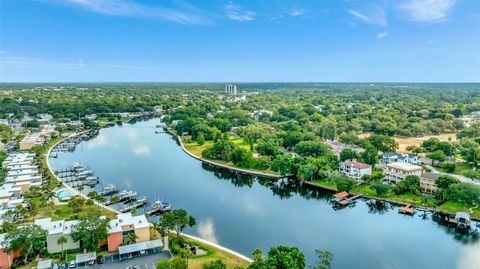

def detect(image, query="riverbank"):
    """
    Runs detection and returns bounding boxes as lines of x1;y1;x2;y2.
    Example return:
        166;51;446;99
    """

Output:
165;127;281;179
305;180;480;220
166;126;480;221
44;130;253;267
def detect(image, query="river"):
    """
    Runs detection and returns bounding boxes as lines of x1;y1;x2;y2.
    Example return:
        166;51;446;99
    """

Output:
49;118;480;269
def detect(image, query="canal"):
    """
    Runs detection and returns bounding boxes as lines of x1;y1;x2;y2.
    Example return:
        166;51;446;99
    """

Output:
49;118;480;269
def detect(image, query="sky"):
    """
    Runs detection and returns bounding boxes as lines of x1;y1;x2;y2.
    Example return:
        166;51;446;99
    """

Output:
0;0;479;82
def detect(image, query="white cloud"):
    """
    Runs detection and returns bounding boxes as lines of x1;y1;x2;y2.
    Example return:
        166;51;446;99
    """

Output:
290;9;306;17
348;8;386;26
225;2;255;21
399;0;455;23
197;218;218;244
377;31;389;39
47;0;209;25
0;51;154;70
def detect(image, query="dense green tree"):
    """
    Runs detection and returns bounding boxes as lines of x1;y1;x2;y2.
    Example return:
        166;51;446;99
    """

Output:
71;216;109;252
361;146;378;166
5;224;47;264
339;148;359;161
392;175;420;195
367;135;398;152
445;183;480;205
295;141;330;157
427;150;446;166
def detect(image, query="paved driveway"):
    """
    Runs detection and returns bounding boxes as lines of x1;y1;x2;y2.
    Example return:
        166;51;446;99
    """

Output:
73;249;172;269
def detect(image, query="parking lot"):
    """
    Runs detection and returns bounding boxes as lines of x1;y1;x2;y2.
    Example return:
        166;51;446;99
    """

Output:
63;249;172;269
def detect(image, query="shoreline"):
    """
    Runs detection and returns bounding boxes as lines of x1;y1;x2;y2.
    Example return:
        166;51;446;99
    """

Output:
45;130;253;263
166;127;282;179
165;126;480;222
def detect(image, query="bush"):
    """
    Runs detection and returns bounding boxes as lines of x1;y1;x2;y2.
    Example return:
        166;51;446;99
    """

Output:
371;182;390;196
203;259;227;269
392;175;420;195
333;176;357;192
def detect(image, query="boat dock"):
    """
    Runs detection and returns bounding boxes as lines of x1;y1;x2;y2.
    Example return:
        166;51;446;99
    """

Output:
119;196;148;213
399;204;415;215
146;200;172;215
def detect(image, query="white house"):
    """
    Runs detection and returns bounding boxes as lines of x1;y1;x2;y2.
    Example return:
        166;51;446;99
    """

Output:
339;160;372;180
380;152;420;166
382;162;423;184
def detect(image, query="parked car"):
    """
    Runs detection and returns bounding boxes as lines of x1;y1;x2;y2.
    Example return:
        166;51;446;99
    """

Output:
68;261;76;268
88;260;95;265
97;255;105;264
139;250;146;255
133;265;140;269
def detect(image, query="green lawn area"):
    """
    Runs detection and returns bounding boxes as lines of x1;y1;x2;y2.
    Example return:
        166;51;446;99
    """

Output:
438;162;477;178
178;237;250;269
439;201;480;219
182;136;278;175
36;203;116;221
310;180;439;208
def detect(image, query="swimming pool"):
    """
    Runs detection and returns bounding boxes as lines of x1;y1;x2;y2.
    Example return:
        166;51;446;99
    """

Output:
56;190;71;201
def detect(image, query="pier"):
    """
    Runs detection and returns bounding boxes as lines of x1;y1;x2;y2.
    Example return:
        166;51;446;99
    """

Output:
399;204;415;215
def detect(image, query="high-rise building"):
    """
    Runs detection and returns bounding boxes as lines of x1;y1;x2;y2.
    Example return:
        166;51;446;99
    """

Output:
225;84;237;95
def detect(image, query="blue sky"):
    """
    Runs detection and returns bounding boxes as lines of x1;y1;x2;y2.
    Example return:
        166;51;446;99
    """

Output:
0;0;479;82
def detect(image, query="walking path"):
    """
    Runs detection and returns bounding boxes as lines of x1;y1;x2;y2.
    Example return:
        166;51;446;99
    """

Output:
45;131;253;263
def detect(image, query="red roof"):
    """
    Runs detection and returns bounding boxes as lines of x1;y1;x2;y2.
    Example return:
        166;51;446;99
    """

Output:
344;160;371;169
333;191;349;199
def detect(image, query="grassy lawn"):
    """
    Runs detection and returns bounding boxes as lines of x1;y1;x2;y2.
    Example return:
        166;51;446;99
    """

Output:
36;203;116;221
439;201;480;219
180;237;250;269
310;180;439;208
182;136;278;175
438;162;477;178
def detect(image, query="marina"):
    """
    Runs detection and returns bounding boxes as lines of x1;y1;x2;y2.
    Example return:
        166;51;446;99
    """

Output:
48;118;480;269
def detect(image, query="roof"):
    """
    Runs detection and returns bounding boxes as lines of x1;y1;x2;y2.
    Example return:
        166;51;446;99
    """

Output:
455;212;470;220
333;191;349;199
386;162;423;172
118;239;163;255
76;252;96;264
34;218;79;235
37;259;53;269
421;173;442;181
108;213;150;234
344;160;371;169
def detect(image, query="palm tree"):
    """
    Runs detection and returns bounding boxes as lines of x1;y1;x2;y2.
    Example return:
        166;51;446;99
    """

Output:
124;233;138;245
57;235;68;261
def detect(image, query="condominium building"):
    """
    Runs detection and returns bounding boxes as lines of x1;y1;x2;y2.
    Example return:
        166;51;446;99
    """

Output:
34;218;80;254
225;84;237;95
382;162;423;184
107;213;151;252
19;133;45;150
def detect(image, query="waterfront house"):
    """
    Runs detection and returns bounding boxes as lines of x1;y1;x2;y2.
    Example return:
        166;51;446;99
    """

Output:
107;213;151;252
2;153;35;168
380;152;420;166
382;162;423;184
339;160;372;180
34;218;80;254
420;173;442;194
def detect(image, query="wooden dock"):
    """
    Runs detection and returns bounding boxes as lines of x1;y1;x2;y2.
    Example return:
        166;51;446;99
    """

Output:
337;194;362;207
398;204;415;215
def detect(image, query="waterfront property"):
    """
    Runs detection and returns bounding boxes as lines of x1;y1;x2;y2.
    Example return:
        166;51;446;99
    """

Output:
380;152;420;166
48;119;480;269
339;160;372;180
107;213;151;252
420;173;442;194
382;162;423;184
19;133;45;150
34;217;80;254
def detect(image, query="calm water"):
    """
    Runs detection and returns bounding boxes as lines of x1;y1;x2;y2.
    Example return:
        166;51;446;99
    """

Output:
49;119;480;269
